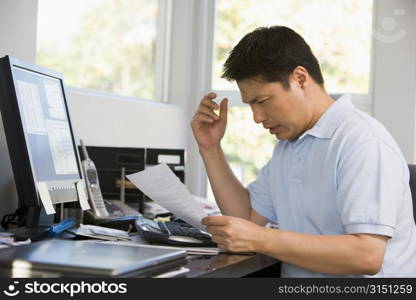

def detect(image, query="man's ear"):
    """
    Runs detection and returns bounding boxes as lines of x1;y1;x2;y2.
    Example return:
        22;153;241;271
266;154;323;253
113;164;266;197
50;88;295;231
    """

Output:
291;66;309;89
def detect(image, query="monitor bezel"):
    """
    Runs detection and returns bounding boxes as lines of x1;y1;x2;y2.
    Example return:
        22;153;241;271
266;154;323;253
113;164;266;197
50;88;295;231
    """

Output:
0;55;82;210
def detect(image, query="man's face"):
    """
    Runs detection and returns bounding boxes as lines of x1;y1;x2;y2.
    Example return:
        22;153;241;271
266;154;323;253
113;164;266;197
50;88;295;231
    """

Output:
238;78;313;140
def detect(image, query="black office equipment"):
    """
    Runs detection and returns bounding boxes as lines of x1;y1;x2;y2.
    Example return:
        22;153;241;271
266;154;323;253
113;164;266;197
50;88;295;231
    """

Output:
146;148;185;182
99;215;139;232
77;145;146;209
0;239;187;277
77;146;186;216
78;144;142;225
144;148;185;207
0;56;83;229
135;216;216;247
408;164;416;221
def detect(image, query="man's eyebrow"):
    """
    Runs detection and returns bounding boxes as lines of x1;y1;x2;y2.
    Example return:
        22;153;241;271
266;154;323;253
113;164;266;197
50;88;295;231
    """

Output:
247;97;259;104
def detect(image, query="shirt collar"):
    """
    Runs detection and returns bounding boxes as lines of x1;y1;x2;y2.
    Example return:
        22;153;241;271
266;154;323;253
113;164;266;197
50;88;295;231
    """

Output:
298;94;354;140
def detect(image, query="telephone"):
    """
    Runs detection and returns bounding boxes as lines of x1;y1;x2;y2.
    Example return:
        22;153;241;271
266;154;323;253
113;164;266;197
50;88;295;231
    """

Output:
80;139;109;218
80;140;140;224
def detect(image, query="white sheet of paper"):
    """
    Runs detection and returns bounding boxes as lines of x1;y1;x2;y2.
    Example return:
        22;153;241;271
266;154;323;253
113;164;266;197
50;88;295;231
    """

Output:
36;182;55;214
76;181;91;210
126;163;207;229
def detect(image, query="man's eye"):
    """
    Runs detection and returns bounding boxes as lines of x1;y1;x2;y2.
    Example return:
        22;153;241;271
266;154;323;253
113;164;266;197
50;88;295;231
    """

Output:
258;99;268;104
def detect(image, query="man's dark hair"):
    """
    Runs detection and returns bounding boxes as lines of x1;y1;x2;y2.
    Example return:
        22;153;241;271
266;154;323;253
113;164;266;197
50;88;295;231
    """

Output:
221;26;324;89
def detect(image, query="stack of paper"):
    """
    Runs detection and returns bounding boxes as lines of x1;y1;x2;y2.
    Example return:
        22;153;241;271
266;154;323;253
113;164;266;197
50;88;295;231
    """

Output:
73;225;131;241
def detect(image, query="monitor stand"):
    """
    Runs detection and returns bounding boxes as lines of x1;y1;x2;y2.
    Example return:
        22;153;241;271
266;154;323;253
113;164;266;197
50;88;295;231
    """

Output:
8;226;48;241
6;206;54;241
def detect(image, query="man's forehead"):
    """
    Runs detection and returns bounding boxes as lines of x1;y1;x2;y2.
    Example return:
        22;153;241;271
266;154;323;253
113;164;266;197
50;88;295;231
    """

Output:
238;79;264;101
238;79;284;103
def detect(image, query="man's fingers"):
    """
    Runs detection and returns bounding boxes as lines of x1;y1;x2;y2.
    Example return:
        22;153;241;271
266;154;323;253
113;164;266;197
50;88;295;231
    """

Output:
216;243;227;251
192;113;214;124
204;92;217;100
201;215;230;226
206;225;226;236
201;97;219;110
198;105;219;120
211;234;227;244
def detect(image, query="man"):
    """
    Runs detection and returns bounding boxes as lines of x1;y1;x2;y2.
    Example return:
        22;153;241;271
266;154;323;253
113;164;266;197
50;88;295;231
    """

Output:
191;26;416;277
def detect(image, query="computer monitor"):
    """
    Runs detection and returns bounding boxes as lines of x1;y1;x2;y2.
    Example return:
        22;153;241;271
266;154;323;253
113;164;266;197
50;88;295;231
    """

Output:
0;56;82;228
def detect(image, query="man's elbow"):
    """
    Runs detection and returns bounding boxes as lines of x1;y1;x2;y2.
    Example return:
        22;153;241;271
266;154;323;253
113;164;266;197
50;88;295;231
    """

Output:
361;250;385;275
352;234;388;275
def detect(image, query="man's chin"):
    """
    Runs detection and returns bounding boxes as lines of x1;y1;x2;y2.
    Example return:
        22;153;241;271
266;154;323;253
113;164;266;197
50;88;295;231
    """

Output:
273;131;294;141
267;126;293;140
272;132;285;140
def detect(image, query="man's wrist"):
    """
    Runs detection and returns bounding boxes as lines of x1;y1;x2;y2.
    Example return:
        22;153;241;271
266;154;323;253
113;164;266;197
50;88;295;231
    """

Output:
199;145;223;158
253;226;281;254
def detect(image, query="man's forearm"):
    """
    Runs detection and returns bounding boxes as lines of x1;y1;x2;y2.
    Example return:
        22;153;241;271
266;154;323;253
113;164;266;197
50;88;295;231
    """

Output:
255;228;387;275
200;146;251;219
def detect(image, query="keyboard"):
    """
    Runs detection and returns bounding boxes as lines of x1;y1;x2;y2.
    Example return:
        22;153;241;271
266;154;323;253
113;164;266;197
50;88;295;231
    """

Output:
161;222;214;242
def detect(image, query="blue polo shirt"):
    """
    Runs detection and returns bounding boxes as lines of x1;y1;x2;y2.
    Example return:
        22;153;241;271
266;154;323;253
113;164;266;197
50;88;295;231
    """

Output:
247;95;416;277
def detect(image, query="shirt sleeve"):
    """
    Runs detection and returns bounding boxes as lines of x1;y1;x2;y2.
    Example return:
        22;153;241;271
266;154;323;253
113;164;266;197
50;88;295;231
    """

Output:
247;160;277;223
336;139;407;237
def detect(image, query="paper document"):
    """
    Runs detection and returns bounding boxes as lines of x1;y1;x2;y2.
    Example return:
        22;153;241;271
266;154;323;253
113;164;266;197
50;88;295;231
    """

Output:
73;225;131;241
0;233;31;249
126;164;207;229
76;180;91;210
36;182;56;214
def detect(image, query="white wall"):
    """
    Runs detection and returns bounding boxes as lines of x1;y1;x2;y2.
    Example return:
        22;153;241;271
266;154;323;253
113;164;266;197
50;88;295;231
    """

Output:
0;0;38;61
66;89;186;149
372;0;416;162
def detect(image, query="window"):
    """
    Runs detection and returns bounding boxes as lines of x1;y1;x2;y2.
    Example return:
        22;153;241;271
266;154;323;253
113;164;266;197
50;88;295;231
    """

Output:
37;0;162;101
211;0;374;187
213;0;374;94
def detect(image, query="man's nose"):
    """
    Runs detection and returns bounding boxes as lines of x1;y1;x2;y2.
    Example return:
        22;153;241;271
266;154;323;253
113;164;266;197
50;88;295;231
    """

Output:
252;106;267;124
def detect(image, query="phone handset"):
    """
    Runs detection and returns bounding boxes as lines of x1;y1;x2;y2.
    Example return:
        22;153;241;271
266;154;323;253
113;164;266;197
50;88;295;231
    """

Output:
80;139;109;217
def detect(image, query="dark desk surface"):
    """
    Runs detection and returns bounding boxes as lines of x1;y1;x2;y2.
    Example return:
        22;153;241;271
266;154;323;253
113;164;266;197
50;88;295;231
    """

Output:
185;252;279;278
0;234;280;278
127;233;280;278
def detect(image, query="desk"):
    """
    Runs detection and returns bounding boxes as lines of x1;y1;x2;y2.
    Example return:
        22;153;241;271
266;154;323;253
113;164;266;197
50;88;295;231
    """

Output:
185;252;280;278
127;233;280;278
0;235;281;278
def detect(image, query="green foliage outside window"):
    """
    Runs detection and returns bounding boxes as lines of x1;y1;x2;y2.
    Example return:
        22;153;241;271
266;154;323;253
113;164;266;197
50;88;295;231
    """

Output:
37;0;158;100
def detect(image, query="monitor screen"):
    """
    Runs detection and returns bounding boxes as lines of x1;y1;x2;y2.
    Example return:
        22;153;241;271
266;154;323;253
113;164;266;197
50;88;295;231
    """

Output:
12;66;81;182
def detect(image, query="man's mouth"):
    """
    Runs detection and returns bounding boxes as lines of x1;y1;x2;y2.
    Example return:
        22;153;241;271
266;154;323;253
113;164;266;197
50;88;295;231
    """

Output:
267;125;280;134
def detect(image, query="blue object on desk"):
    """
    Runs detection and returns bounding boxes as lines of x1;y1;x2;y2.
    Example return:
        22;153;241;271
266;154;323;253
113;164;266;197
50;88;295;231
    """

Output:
46;218;75;237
